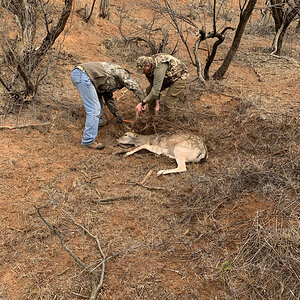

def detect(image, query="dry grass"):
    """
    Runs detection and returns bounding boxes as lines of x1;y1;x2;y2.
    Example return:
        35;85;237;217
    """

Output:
38;79;300;299
168;87;300;299
1;4;300;297
227;215;300;300
0;67;299;299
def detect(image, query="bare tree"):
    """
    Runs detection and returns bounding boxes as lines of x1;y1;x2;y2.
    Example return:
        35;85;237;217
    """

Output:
75;0;109;22
148;0;236;83
213;0;257;80
99;0;110;19
0;0;72;102
117;4;177;55
259;0;273;26
81;0;97;22
147;0;205;83
37;205;106;300
270;0;300;55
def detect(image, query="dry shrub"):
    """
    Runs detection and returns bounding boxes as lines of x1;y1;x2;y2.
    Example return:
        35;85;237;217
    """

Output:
178;95;299;206
227;215;300;300
234;112;299;154
170;94;300;298
131;113;187;135
246;22;275;37
103;37;152;63
226;157;299;194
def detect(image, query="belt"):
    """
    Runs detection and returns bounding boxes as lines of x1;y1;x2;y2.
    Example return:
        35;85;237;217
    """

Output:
75;65;86;73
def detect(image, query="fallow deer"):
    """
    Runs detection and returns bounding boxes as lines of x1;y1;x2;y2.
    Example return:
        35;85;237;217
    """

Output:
117;132;208;176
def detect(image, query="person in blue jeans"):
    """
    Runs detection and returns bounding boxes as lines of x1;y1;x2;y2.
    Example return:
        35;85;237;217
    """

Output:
71;62;145;150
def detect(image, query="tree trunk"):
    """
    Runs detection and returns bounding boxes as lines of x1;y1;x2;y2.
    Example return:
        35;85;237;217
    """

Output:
270;0;284;31
33;0;73;69
193;34;206;84
204;36;224;80
99;0;110;19
271;3;300;55
0;0;73;99
213;0;257;80
296;19;300;32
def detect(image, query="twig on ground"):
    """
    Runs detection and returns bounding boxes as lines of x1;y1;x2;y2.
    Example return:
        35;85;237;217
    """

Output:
213;91;238;99
71;292;89;299
246;58;263;81
0;122;51;130
57;268;70;276
270;54;300;66
36;204;107;300
112;149;131;155
63;210;106;300
125;180;169;191
141;170;153;184
90;243;144;273
92;195;139;204
36;205;87;269
8;226;23;233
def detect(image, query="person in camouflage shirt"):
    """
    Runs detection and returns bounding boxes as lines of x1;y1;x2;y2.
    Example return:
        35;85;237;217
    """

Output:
135;53;188;121
71;62;145;150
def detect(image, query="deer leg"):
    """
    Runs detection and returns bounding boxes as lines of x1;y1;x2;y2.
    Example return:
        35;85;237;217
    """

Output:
157;157;187;176
125;144;164;157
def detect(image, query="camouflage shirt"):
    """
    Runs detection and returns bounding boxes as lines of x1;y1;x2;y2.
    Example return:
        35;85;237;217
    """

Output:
143;54;189;104
78;62;145;101
147;53;188;83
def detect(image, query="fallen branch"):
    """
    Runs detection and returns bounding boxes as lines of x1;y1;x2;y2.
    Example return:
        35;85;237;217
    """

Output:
63;210;106;300
270;54;300;66
92;194;139;204
125;181;170;191
36;205;86;269
141;170;153;185
71;291;89;299
246;57;263;81
36;204;107;300
0;122;51;130
213;91;239;99
90;243;144;273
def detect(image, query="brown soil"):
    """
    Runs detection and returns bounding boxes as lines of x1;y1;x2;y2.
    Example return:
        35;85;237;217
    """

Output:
0;1;299;299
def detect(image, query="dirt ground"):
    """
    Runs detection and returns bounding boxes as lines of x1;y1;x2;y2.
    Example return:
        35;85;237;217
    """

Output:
0;0;299;299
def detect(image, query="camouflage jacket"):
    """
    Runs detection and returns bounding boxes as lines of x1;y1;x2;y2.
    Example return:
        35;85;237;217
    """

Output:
78;62;145;101
146;54;188;83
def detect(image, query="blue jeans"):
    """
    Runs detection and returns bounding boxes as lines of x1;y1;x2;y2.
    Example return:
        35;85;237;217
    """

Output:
71;68;103;145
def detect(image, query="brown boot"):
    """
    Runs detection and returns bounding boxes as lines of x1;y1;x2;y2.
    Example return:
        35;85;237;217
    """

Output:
83;142;105;150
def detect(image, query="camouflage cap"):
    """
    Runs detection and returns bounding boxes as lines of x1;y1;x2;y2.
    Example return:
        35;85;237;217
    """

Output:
136;56;152;73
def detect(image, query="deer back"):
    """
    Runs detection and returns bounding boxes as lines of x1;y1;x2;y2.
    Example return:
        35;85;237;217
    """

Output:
148;133;207;162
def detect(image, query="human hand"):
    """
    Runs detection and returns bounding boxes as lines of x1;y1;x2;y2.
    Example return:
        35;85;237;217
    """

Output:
136;102;147;114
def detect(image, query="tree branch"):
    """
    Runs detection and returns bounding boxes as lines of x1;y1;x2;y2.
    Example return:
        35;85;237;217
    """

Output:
36;204;107;300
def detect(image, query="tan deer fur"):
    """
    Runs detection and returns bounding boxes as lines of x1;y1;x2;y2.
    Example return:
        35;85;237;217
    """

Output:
117;132;208;176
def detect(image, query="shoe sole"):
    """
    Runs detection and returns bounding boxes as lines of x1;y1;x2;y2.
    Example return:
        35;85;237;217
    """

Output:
82;144;105;150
